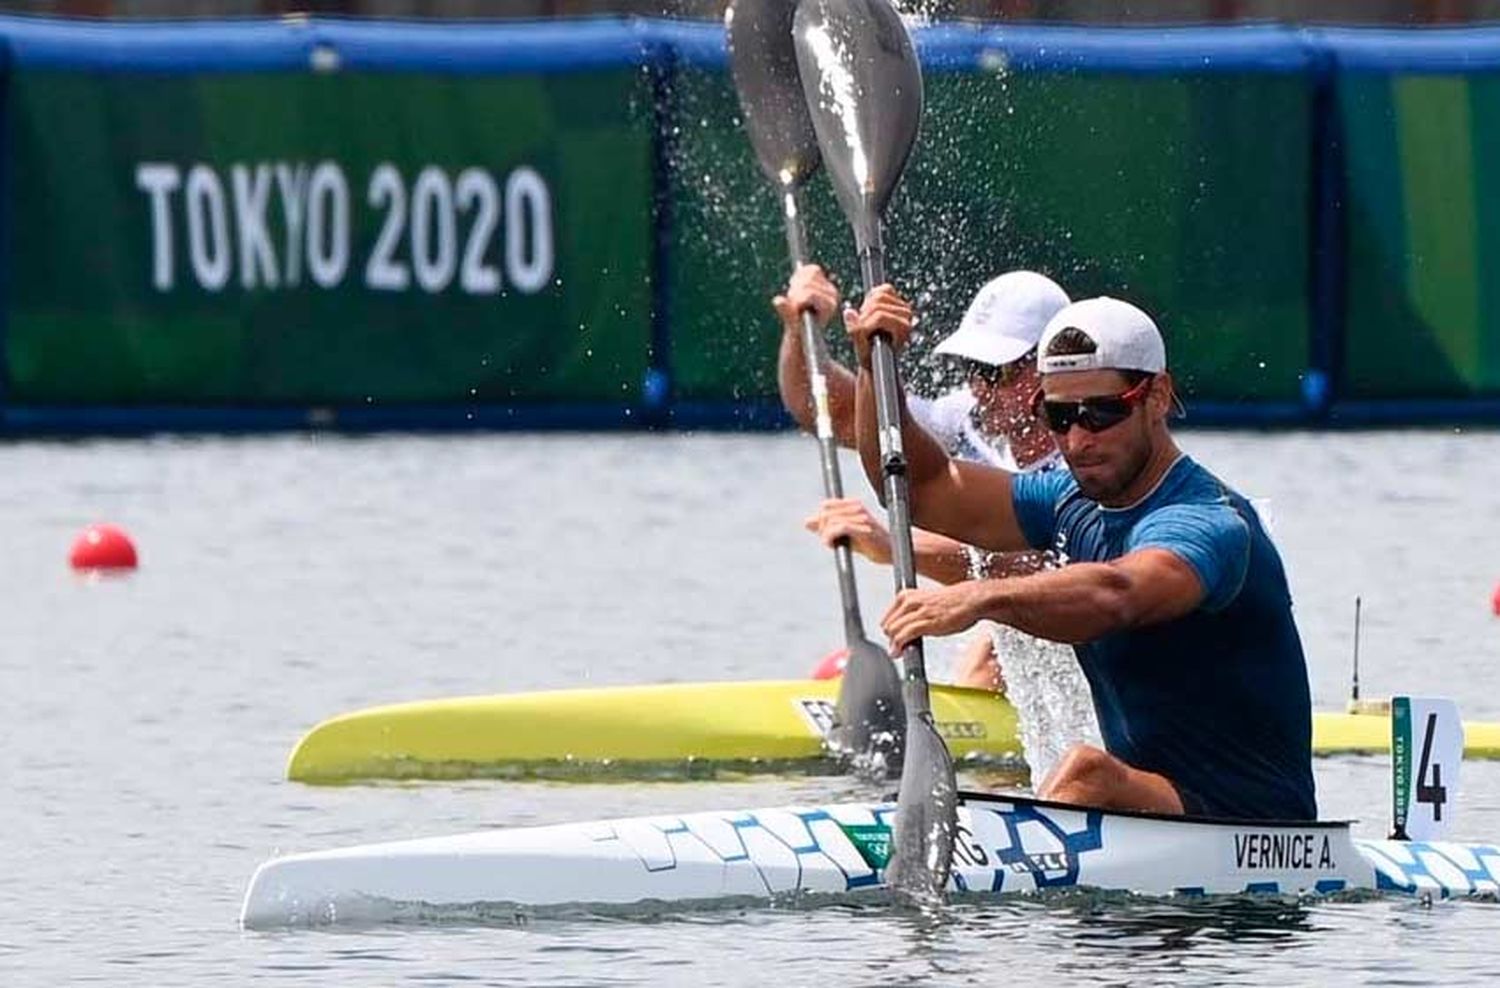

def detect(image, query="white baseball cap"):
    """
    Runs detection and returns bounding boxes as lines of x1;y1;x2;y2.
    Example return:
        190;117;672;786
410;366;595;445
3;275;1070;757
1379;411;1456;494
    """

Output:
1037;296;1166;375
932;271;1071;367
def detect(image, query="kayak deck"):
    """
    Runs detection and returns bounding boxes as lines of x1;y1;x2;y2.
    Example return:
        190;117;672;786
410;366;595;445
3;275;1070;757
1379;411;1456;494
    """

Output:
286;679;1019;782
1314;711;1500;759
240;790;1500;929
286;680;1500;783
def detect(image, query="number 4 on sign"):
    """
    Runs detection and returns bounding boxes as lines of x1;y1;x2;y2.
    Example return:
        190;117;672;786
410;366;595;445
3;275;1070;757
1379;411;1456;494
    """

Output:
1416;713;1448;821
1390;696;1463;842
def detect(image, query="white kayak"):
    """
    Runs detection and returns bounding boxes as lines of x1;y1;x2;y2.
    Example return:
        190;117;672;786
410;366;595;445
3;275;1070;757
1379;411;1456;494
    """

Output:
240;790;1500;929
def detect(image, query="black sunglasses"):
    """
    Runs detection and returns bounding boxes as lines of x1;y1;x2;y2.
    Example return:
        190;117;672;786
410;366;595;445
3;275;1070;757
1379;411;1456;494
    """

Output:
964;350;1035;388
1032;376;1153;434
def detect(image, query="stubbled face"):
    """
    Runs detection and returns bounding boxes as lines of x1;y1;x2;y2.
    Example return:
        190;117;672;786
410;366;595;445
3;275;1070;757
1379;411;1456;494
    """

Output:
1040;369;1156;503
971;359;1041;440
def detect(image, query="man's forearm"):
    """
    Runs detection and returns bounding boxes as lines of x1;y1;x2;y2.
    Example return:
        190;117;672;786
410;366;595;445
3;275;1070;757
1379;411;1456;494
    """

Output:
974;563;1136;643
853;365;951;511
984;549;1050;580
776;326;817;433
912;529;970;585
778;326;857;447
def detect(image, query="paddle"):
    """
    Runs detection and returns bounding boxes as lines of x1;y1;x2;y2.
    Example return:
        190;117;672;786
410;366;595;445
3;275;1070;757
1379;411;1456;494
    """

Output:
726;0;906;772
791;0;957;900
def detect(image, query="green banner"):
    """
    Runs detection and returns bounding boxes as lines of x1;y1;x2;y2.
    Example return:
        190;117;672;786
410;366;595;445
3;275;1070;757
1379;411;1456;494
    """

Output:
668;66;1313;404
5;69;655;404
1341;73;1500;399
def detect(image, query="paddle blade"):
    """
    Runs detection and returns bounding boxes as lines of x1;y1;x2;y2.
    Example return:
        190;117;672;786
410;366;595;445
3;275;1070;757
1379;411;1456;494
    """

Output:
727;0;823;188
827;633;906;774
791;0;923;245
884;704;958;901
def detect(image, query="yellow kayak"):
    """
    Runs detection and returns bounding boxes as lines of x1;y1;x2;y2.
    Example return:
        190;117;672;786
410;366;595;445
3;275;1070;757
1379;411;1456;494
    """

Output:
1313;711;1500;759
287;679;1018;782
286;680;1500;783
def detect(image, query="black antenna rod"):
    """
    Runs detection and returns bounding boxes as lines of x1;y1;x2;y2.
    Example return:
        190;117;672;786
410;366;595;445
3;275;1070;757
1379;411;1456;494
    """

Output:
1351;596;1363;704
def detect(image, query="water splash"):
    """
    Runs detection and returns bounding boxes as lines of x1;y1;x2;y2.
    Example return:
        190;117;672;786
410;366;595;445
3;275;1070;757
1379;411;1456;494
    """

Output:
988;622;1101;786
664;1;1111;401
837;729;898;782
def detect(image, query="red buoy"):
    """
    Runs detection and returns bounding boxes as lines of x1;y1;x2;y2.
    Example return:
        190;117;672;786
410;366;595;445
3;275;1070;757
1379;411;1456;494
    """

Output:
809;647;849;680
69;523;138;571
1492;582;1500;617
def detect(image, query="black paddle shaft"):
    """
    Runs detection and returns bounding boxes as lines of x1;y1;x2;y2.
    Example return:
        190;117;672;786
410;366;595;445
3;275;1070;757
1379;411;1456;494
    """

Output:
781;190;869;642
862;230;958;902
859;222;957;901
855;238;933;709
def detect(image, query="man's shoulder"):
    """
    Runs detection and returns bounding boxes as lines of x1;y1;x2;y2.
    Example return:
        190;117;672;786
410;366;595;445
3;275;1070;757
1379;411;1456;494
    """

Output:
1008;464;1080;552
1012;466;1080;527
908;387;974;417
1131;460;1248;539
906;388;973;443
1127;460;1256;611
1152;456;1240;508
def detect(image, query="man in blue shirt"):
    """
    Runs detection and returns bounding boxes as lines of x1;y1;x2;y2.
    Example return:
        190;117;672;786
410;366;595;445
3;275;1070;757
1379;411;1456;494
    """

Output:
840;287;1316;821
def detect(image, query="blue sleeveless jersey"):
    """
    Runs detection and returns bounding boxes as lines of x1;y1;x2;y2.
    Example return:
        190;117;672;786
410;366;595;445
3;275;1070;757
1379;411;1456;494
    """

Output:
1011;456;1317;821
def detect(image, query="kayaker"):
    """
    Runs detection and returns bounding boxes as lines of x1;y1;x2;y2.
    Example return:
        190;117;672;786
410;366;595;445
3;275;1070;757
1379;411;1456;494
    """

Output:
840;285;1317;821
774;264;1065;475
774;265;1065;689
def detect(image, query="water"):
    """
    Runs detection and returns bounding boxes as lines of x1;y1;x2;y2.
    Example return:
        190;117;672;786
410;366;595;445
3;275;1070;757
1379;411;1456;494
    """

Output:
990;622;1101;783
4;429;1500;985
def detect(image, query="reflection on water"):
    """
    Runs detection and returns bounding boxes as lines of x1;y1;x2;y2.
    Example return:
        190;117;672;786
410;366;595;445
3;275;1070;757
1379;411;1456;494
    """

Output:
1048;893;1317;948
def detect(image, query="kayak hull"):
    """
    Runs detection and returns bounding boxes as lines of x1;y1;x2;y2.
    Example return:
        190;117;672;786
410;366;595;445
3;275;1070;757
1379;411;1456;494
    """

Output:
287;680;1500;783
1313;711;1500;759
240;790;1500;929
286;679;1019;782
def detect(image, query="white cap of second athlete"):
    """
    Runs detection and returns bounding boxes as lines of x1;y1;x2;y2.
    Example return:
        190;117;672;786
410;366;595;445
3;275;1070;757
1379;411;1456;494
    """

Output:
932;270;1070;368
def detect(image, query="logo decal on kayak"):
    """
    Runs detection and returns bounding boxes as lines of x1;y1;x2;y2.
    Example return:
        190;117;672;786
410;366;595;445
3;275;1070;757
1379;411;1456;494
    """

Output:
995;807;1104;887
796;699;838;738
796;699;985;742
964;803;1106;890
840;823;893;870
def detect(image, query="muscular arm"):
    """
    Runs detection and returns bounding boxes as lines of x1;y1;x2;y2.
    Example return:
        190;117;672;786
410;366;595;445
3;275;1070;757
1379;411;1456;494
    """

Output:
973;548;1050;580
803;497;994;585
852;362;1029;553
984;549;1205;642
777;323;858;448
914;539;1049;586
911;529;974;585
881;547;1207;649
773;264;859;447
